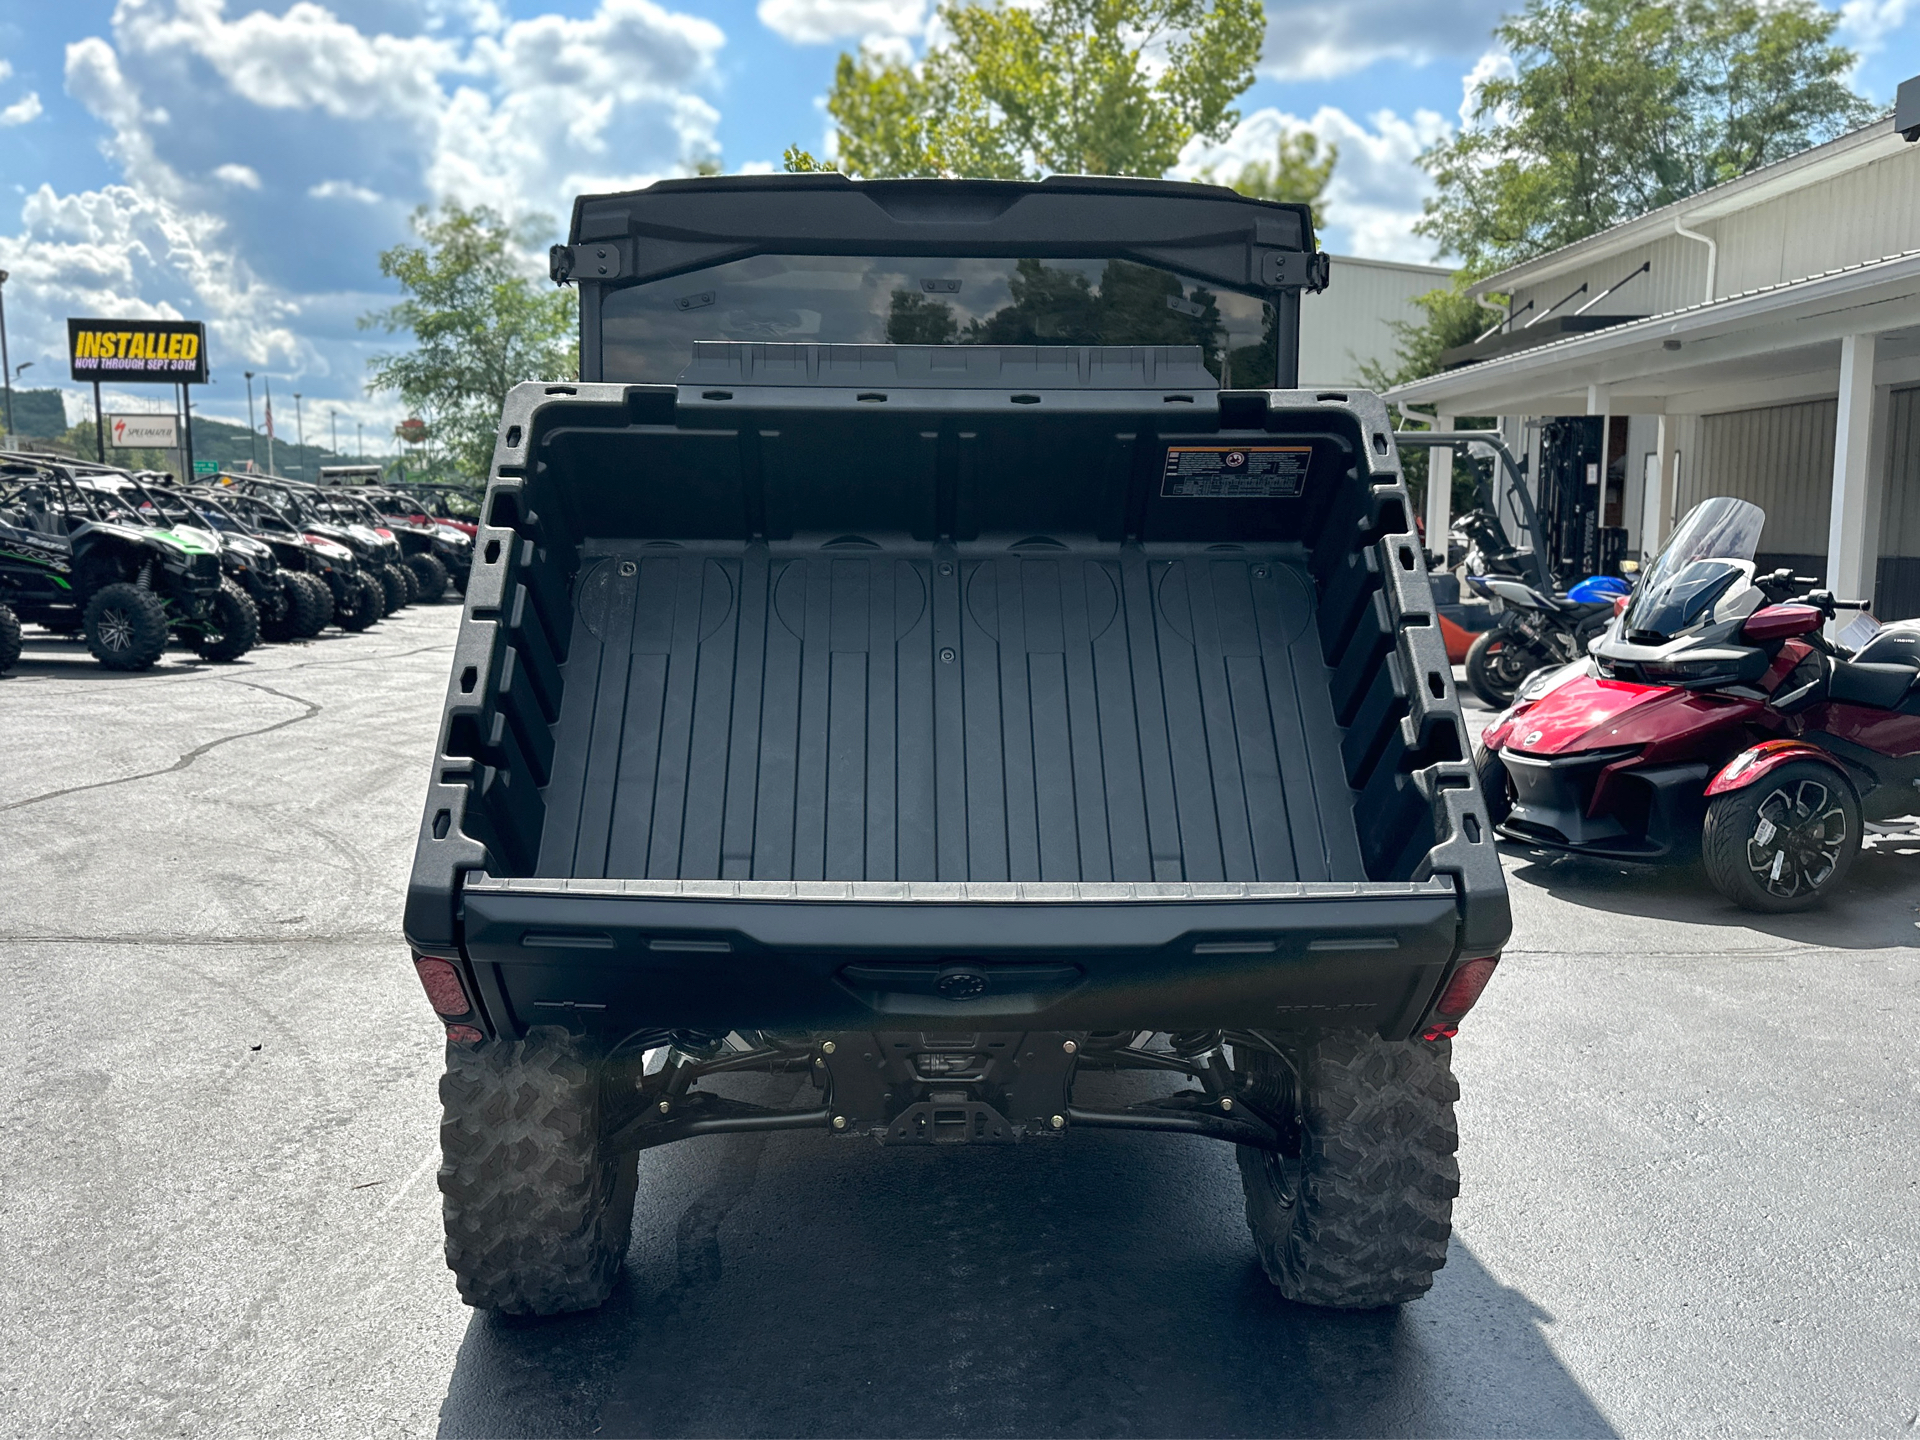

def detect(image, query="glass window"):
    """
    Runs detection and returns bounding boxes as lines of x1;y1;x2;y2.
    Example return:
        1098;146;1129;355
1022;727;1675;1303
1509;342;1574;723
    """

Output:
600;254;1277;386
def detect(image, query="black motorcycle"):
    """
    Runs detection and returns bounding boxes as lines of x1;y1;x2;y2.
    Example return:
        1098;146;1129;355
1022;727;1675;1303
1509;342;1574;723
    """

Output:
1462;574;1621;707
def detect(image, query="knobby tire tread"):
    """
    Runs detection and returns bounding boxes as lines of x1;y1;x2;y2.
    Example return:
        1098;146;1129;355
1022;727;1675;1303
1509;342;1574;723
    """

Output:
1238;1033;1459;1308
438;1025;637;1315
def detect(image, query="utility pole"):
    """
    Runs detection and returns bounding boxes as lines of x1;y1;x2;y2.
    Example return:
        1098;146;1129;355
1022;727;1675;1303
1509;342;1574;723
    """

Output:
356;420;364;463
244;371;259;471
294;392;305;478
0;269;14;442
264;377;277;476
329;409;338;460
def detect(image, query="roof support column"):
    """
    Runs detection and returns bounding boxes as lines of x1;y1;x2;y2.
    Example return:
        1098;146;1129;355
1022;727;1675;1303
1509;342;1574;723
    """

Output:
1646;414;1674;558
1427;414;1454;564
1827;333;1878;604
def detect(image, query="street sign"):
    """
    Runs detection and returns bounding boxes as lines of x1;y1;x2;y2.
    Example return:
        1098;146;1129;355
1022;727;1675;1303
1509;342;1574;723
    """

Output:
107;413;179;448
67;317;209;385
193;459;218;475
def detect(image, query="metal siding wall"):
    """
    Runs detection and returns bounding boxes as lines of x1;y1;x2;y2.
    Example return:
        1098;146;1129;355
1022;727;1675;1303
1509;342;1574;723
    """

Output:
1875;388;1920;619
1687;401;1837;555
1298;258;1452;387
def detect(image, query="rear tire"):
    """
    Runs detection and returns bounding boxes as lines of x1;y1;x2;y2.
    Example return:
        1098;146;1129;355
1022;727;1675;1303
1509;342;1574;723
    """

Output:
1464;628;1549;709
184;579;259;661
1702;760;1859;913
1474;743;1513;827
1236;1033;1459;1309
0;602;21;674
83;582;170;671
439;1026;637;1315
406;551;450;602
377;563;409;614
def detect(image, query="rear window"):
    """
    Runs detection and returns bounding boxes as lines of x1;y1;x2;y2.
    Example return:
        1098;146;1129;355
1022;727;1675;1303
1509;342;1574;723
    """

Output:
600;254;1277;385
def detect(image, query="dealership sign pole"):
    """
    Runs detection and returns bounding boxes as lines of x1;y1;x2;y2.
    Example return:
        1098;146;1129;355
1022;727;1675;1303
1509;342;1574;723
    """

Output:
67;317;209;475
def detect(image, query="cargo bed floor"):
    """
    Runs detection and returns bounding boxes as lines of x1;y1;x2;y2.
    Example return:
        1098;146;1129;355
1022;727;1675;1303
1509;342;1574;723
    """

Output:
535;540;1366;885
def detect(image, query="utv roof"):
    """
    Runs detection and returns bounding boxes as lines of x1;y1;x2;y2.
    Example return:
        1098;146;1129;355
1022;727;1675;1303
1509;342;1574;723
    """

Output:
559;172;1325;297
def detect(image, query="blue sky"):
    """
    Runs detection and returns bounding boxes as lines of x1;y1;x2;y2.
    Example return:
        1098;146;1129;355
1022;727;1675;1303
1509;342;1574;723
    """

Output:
1;0;1914;441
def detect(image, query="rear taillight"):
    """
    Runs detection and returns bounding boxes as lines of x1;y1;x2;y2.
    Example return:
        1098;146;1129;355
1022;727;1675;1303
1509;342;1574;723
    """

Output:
1421;955;1500;1040
413;955;472;1017
445;1024;484;1045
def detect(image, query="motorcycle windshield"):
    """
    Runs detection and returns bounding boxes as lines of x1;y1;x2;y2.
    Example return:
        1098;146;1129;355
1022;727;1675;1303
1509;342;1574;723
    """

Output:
1622;497;1765;640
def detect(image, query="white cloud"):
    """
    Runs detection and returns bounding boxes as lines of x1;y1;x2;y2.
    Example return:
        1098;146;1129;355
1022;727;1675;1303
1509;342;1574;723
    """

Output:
1177;105;1451;265
8;0;729;431
757;0;927;45
1838;0;1912;51
1456;49;1515;129
0;92;41;126
1258;0;1509;80
308;179;382;204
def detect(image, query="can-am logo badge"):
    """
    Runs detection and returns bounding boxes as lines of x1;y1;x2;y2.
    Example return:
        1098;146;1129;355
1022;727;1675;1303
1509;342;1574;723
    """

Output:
1523;730;1543;747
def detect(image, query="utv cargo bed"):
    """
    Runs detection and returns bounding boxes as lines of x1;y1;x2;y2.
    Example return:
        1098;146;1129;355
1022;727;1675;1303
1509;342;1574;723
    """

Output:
407;345;1505;1040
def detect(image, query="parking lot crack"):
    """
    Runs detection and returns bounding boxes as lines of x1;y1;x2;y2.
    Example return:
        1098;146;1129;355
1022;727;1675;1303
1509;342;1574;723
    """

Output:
0;678;322;812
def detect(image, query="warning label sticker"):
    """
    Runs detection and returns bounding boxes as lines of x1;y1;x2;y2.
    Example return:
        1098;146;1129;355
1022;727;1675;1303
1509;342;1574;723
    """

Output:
1161;446;1310;499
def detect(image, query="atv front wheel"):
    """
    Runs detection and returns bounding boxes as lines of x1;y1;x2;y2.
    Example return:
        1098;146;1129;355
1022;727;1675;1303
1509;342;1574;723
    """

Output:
1464;628;1549;709
376;564;409;614
332;572;380;632
1236;1032;1459;1308
1702;761;1859;912
0;602;21;674
439;1026;637;1315
297;572;334;633
83;582;170;670
184;580;260;662
406;552;450;602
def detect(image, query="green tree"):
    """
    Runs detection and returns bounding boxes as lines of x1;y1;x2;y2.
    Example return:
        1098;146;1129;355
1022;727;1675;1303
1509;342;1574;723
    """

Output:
1359;286;1499;517
798;0;1266;180
361;204;577;481
1209;130;1337;227
1417;0;1874;273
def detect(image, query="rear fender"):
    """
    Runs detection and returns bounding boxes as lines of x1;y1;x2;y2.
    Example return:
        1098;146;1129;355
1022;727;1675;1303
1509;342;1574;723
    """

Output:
1706;740;1846;796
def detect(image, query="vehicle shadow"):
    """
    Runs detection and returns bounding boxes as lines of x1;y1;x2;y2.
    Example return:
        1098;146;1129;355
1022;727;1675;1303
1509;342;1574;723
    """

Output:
1498;837;1920;949
436;1073;1614;1440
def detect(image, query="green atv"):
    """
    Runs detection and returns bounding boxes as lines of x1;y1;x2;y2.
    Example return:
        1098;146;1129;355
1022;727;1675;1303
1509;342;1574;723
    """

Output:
0;456;255;670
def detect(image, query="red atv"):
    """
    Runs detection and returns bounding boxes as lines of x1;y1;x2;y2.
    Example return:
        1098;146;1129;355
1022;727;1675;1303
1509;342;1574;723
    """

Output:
1477;497;1920;912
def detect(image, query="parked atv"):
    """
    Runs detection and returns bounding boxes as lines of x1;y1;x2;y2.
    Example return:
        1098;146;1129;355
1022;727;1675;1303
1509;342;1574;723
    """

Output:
407;175;1509;1318
219;476;389;628
319;480;473;599
0;455;248;669
0;599;20;674
191;485;373;634
78;475;264;659
163;485;329;640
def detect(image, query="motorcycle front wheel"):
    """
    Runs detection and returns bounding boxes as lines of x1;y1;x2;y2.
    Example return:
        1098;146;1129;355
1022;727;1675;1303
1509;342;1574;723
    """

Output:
1464;628;1553;708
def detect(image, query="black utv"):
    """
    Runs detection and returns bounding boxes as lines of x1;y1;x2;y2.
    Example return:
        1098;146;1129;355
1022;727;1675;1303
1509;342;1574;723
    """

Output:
0;454;253;668
218;476;389;629
406;176;1510;1318
317;473;472;600
231;475;415;615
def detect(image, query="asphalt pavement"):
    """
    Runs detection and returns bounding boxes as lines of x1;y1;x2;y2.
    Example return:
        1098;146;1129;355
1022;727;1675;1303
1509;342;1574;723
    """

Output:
2;607;1916;1438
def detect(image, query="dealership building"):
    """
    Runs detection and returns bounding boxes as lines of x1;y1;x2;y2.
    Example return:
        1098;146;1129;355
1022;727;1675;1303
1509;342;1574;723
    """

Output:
1386;85;1920;616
